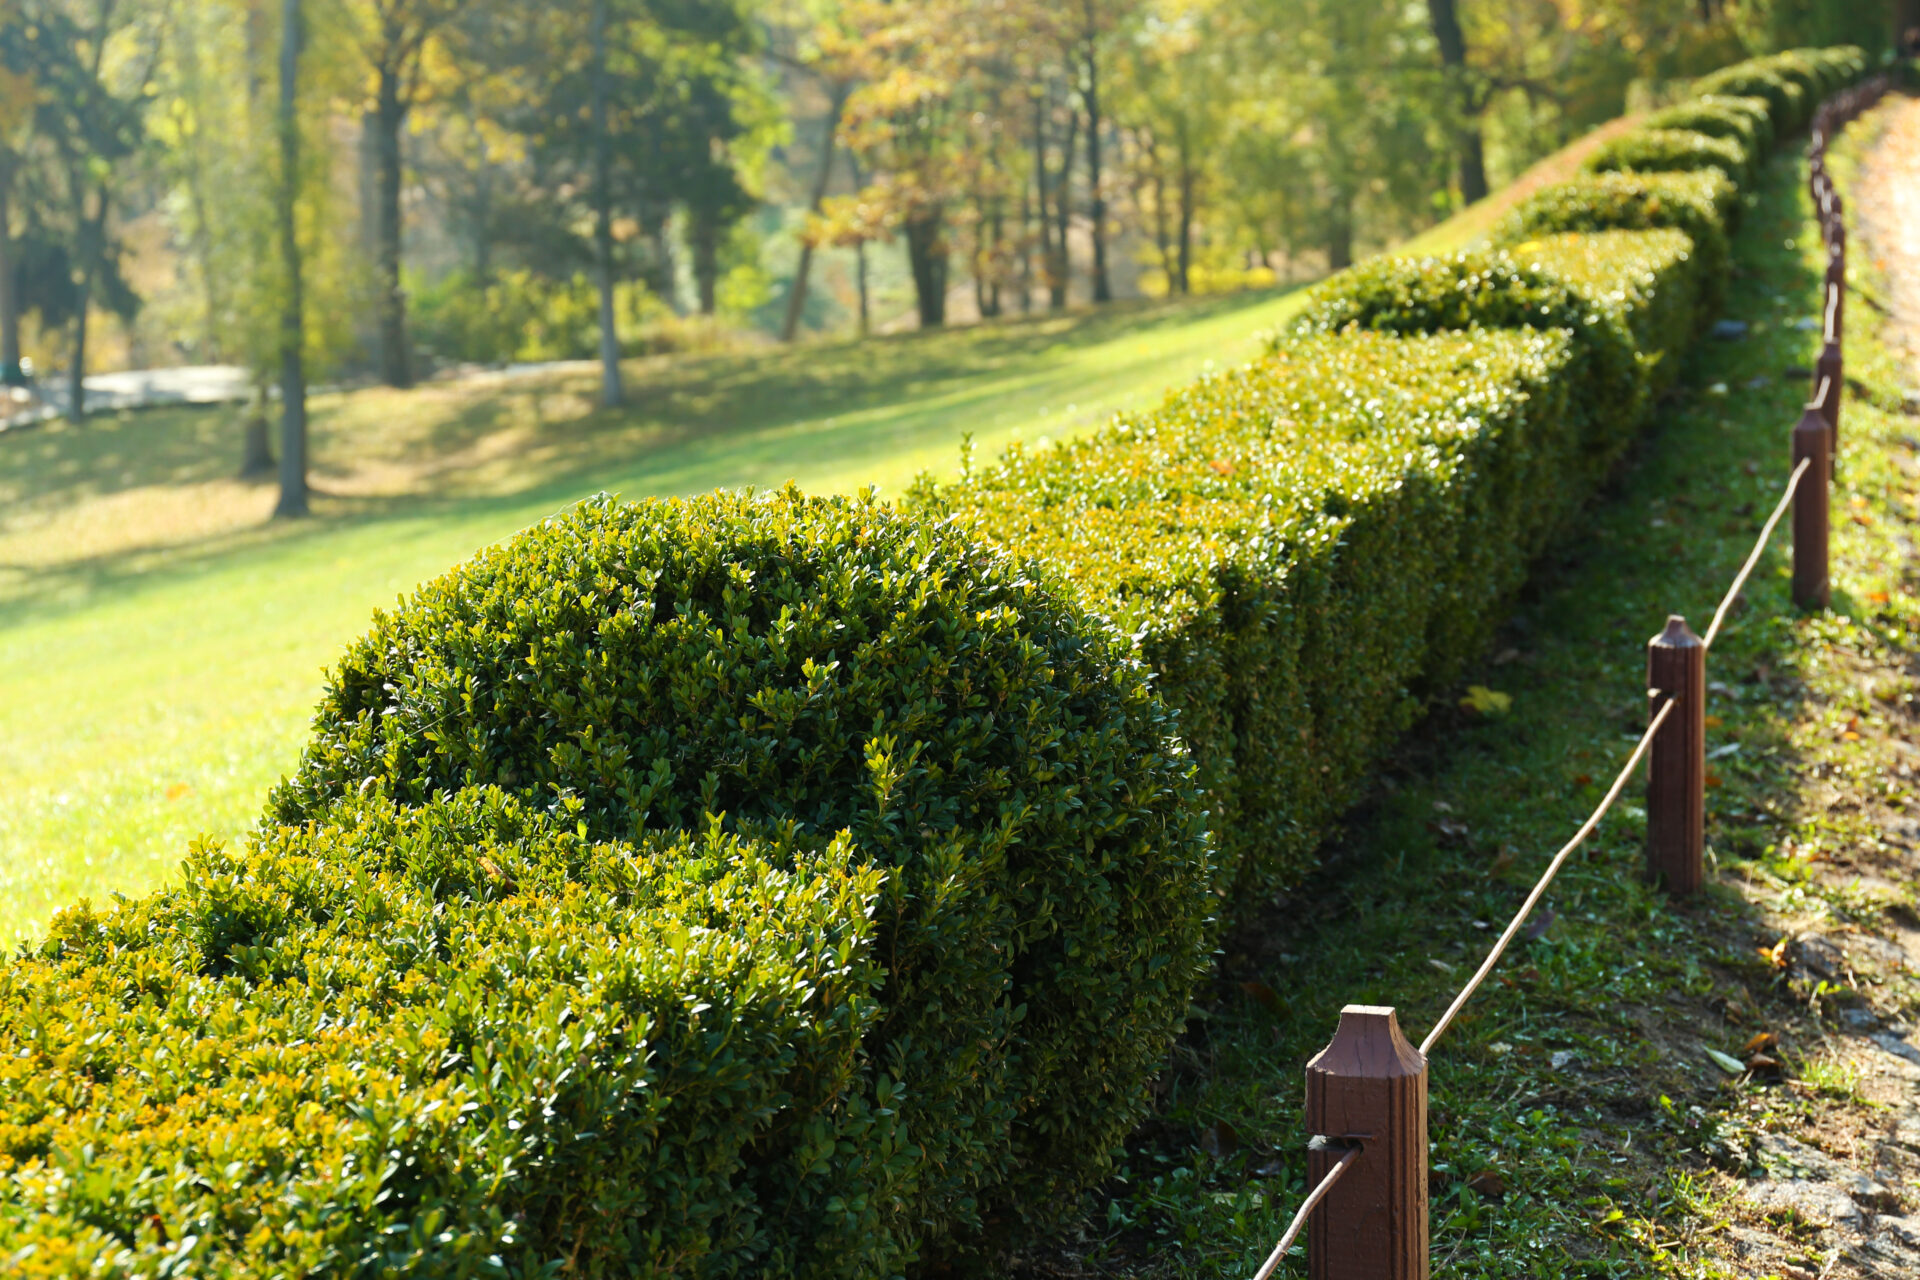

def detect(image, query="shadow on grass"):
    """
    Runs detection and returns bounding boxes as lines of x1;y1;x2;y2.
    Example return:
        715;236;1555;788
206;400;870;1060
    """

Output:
0;289;1301;630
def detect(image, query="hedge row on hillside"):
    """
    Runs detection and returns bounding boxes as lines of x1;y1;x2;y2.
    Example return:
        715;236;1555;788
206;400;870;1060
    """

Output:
919;45;1866;921
0;41;1876;1280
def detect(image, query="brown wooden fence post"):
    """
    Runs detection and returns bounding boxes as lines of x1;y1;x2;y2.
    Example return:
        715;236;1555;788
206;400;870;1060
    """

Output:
1306;1005;1428;1280
1793;408;1831;610
1826;260;1846;343
1815;330;1843;458
1645;617;1705;895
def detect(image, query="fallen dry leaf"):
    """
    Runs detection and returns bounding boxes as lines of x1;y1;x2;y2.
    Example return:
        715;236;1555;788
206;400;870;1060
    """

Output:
1459;685;1513;716
1466;1169;1506;1198
1198;1121;1242;1158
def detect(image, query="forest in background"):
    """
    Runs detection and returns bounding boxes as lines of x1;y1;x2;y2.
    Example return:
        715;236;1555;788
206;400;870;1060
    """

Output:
0;0;1903;414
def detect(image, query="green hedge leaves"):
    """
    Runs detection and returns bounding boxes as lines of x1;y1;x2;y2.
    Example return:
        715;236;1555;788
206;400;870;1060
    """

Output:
3;491;1214;1276
0;39;1875;1280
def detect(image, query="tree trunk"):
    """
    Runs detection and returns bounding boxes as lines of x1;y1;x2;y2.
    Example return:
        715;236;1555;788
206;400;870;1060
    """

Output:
1427;0;1489;205
649;220;678;311
1082;41;1111;304
905;208;947;328
1051;105;1078;310
851;153;871;335
0;165;17;379
987;209;1003;317
67;274;89;422
591;0;623;407
1327;191;1355;271
1144;135;1171;291
374;67;411;387
1031;97;1050;312
855;241;870;335
781;83;849;342
275;0;309;517
241;384;275;478
1018;170;1034;314
65;186;107;423
1176;129;1195;296
691;216;719;316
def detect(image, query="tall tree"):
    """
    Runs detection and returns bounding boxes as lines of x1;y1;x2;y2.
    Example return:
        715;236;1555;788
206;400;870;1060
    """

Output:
589;0;621;406
0;55;33;382
348;0;457;388
275;0;308;517
1426;0;1487;205
19;0;157;421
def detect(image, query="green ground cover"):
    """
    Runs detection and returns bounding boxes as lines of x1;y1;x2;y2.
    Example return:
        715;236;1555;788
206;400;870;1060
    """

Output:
1037;113;1920;1279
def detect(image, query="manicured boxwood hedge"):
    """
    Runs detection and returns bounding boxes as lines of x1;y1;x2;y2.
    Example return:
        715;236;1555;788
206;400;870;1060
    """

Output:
0;491;1213;1275
0;39;1874;1280
912;330;1580;901
1495;170;1735;296
1585;127;1752;184
1641;99;1769;167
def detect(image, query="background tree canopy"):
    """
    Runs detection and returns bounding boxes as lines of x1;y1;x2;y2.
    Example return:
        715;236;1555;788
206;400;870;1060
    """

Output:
0;0;1904;396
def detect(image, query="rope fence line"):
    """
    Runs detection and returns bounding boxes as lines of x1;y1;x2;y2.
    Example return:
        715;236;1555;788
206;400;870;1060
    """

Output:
1251;1147;1359;1280
1246;70;1887;1280
1703;455;1815;650
1419;696;1674;1056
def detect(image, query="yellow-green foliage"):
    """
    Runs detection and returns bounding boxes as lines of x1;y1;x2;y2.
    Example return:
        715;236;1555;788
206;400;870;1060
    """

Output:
1513;229;1704;393
1495;170;1735;297
1642;99;1770;166
1585;128;1753;184
0;38;1876;1280
913;329;1583;900
0;492;1213;1275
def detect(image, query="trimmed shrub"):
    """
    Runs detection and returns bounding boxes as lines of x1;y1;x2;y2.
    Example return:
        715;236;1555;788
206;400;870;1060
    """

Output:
1288;250;1644;464
4;490;1215;1273
0;799;903;1278
1695;94;1776;153
1642;100;1768;166
1511;229;1705;394
1693;64;1807;132
1495;170;1734;301
912;328;1584;902
1585;128;1751;184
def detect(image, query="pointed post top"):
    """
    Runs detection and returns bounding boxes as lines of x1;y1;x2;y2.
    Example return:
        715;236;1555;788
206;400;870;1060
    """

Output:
1651;614;1701;651
1307;1005;1425;1081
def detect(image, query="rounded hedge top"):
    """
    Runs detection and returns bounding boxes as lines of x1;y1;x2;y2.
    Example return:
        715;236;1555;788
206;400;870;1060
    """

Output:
1289;249;1650;484
1584;127;1752;182
269;487;1214;1263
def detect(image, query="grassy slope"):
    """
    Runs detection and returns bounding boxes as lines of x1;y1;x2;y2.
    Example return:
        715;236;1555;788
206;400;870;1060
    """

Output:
0;117;1628;942
1028;110;1920;1279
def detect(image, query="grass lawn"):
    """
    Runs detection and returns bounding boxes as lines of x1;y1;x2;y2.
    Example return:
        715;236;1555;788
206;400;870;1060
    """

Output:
0;114;1631;943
